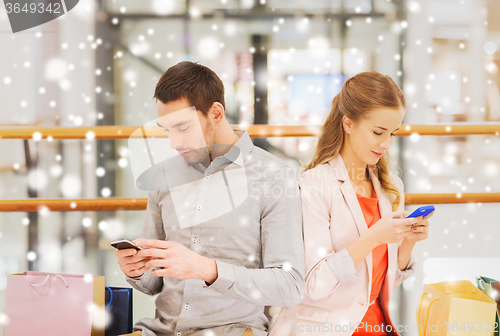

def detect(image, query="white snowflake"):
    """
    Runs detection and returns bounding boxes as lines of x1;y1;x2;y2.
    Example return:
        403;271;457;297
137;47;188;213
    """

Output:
101;187;111;197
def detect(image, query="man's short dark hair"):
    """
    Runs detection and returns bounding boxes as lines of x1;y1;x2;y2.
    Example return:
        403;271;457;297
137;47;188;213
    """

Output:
154;61;225;115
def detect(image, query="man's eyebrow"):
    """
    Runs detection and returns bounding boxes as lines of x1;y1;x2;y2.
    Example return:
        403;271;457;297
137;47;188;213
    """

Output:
375;126;400;132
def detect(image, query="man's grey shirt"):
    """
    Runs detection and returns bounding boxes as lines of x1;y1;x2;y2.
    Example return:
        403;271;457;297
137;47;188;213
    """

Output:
126;129;305;336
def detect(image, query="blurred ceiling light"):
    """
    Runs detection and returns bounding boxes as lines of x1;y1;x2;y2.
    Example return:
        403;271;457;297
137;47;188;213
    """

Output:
484;162;498;177
241;0;254;9
124;69;137;82
296;17;310;32
197;36;220;59
308;36;330;58
224;22;237;36
60;174;82;198
151;0;177;15
130;42;151;56
45;58;68;81
486;62;497;74
483;41;497;55
407;1;421;13
404;82;417;96
391;22;402;34
189;6;201;18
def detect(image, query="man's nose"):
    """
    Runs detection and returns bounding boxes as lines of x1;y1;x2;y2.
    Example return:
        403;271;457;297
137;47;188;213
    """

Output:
169;134;183;150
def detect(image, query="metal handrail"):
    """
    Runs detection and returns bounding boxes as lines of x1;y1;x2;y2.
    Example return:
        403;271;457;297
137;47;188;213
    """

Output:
1;124;499;211
1;193;499;212
0;123;499;139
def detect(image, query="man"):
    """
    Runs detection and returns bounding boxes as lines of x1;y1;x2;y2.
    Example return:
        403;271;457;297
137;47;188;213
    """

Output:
116;61;305;336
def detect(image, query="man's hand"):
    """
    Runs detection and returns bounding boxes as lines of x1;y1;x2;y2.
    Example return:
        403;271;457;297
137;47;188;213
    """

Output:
135;239;218;284
116;244;152;278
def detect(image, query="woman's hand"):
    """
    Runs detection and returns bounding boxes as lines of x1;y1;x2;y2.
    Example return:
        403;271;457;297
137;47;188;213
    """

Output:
367;211;424;245
401;210;434;245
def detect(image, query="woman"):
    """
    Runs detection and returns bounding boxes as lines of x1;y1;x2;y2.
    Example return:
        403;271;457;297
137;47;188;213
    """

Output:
270;72;432;336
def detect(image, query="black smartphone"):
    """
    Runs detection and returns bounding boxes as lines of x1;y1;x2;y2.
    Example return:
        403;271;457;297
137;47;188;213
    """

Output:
111;239;144;251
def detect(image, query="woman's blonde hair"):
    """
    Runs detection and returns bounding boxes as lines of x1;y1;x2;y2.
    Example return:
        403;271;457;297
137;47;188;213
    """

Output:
302;71;405;211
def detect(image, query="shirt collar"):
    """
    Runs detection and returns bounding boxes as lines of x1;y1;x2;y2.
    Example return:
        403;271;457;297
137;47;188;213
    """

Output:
224;129;253;166
191;129;253;172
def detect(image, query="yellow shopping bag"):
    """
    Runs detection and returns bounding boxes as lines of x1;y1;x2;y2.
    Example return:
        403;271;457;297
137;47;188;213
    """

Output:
417;280;497;336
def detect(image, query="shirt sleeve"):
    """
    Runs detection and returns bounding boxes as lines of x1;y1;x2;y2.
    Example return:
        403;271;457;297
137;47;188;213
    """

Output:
394;176;416;290
205;166;305;307
126;190;166;295
299;168;359;301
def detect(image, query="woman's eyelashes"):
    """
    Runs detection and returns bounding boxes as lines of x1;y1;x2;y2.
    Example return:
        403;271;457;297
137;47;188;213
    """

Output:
373;131;396;136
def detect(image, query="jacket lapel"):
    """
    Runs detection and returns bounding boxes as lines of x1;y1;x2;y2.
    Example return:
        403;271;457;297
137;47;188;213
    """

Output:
329;155;373;279
329;156;400;296
369;166;398;295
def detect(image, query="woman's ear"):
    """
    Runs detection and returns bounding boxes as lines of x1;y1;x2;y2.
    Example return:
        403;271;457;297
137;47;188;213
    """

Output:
342;116;352;135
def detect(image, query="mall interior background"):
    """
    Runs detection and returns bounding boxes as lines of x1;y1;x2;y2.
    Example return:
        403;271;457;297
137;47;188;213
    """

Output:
1;0;500;335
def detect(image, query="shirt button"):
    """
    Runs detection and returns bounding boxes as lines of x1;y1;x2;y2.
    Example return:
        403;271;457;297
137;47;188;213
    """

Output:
184;304;189;310
206;174;210;179
176;333;181;336
144;276;148;280
197;205;201;211
192;237;197;243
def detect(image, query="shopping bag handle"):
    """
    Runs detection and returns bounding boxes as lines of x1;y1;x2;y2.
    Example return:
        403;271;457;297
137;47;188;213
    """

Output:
105;286;113;308
30;274;69;288
417;291;439;336
476;277;487;291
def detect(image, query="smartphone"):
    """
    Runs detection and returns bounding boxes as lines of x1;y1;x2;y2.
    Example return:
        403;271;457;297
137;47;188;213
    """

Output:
110;239;144;250
406;205;435;218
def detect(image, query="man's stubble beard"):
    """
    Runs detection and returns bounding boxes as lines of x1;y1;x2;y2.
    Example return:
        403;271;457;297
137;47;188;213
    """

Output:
185;125;216;166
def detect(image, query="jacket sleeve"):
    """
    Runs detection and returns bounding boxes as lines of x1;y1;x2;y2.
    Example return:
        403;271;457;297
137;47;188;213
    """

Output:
126;190;166;295
301;168;359;301
393;176;416;290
